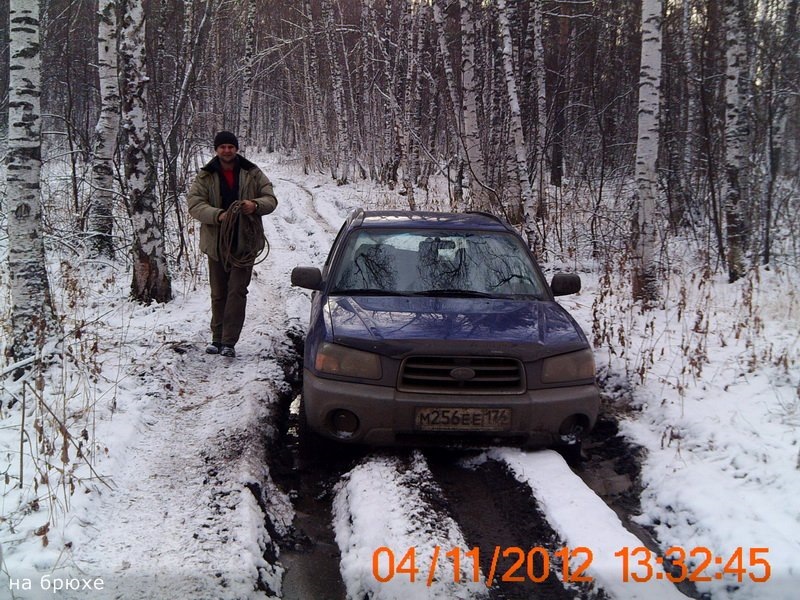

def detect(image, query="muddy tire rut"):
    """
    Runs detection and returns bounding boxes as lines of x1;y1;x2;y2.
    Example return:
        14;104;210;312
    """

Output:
425;449;600;599
268;328;361;600
267;334;693;599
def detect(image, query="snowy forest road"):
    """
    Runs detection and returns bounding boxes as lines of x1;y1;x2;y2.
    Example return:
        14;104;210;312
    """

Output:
260;165;695;600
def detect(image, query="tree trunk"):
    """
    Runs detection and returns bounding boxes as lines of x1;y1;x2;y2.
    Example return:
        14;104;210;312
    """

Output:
722;0;748;283
87;0;120;259
497;0;538;251
6;0;58;364
433;0;465;208
632;0;663;307
460;0;489;211
239;0;256;152
763;0;798;264
532;0;548;220
302;0;329;174
322;0;350;184
679;0;697;227
550;3;572;187
119;0;172;304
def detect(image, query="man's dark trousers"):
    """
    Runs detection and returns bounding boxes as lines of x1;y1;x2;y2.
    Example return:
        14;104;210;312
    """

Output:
208;257;252;346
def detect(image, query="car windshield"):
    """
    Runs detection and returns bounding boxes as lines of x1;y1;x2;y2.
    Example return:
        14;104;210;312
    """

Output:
329;229;548;299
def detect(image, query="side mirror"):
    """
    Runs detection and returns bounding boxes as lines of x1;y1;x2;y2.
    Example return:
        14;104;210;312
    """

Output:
550;273;581;296
291;266;323;290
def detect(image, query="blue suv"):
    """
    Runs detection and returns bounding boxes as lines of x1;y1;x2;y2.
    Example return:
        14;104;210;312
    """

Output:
291;210;599;457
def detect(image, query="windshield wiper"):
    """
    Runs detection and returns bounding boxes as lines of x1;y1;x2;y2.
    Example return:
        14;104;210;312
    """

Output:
412;289;496;298
330;288;412;296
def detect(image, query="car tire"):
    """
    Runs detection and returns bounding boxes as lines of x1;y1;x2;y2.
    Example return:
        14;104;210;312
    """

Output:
557;439;584;467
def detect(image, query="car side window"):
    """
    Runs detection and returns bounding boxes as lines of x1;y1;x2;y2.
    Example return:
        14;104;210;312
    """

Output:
323;221;349;278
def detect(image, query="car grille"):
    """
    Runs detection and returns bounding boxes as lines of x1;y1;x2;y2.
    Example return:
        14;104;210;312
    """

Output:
398;356;525;394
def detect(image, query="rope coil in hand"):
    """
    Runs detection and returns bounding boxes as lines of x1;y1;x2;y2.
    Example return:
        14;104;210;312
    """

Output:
218;200;270;271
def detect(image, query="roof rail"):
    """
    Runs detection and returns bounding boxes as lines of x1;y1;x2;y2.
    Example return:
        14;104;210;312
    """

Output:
349;207;366;226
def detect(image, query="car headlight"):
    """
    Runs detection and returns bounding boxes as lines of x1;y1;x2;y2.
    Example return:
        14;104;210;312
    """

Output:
314;342;382;380
541;349;596;383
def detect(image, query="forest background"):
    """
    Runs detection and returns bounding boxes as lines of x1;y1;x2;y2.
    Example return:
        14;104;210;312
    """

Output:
3;0;799;323
3;0;799;301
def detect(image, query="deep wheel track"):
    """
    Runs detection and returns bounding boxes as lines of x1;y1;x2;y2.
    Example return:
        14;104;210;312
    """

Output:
425;449;600;600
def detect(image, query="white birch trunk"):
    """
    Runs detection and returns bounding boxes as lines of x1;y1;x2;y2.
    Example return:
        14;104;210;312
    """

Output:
87;0;120;259
321;0;350;184
460;0;489;211
371;6;402;188
722;0;748;282
400;0;416;207
6;0;57;362
533;0;547;218
119;0;172;303
303;0;330;174
360;0;378;179
433;0;465;208
682;0;697;196
632;0;662;306
497;0;538;250
239;0;256;151
412;2;426;189
762;0;798;262
433;0;462;138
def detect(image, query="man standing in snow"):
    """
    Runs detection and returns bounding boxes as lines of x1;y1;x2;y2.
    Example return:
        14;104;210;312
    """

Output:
187;131;278;358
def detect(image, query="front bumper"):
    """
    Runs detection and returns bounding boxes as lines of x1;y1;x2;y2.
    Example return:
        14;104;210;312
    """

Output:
302;369;600;447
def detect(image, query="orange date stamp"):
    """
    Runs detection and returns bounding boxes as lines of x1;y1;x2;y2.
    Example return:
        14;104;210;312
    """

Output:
371;545;772;586
372;545;593;586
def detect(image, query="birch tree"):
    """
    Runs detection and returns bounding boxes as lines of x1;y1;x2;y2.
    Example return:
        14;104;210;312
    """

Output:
531;0;548;218
460;0;490;210
497;0;538;251
632;0;663;306
321;0;350;184
681;0;697;215
239;0;256;151
118;0;172;303
360;0;381;180
401;0;424;206
302;0;330;174
432;0;465;207
722;0;748;282
87;0;120;259
6;0;57;363
761;0;798;264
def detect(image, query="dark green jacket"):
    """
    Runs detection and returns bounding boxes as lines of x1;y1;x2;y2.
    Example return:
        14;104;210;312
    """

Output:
187;155;278;261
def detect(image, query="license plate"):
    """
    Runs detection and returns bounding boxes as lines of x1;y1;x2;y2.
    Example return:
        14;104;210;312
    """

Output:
414;407;511;432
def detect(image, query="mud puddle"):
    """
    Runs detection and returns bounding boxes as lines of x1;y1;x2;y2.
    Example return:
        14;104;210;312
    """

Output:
268;328;362;600
270;397;363;600
425;449;599;599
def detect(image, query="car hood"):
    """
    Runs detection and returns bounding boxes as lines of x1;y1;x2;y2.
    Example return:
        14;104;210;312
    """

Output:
326;295;588;360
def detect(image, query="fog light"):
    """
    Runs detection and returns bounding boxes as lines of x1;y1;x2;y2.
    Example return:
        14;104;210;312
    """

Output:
330;409;359;437
558;415;585;444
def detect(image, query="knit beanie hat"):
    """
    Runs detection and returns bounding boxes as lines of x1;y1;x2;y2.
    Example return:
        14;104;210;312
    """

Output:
214;131;239;149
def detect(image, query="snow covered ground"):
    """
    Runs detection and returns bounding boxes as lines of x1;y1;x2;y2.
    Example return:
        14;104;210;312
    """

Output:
1;154;799;599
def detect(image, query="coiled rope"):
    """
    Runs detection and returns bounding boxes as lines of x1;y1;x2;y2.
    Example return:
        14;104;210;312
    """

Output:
218;200;270;271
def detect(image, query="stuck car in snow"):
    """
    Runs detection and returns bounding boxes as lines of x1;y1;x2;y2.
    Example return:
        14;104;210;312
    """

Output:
291;209;599;458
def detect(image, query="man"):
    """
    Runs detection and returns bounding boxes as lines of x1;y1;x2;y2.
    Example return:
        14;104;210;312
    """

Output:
187;131;278;358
